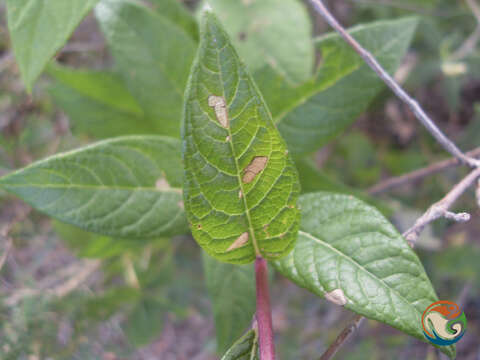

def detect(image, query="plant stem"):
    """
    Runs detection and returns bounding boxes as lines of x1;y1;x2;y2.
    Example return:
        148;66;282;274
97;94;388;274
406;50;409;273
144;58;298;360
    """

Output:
255;257;275;360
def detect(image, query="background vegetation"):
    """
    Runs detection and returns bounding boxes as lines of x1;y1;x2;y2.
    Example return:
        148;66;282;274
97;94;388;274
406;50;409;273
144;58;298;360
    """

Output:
0;0;479;359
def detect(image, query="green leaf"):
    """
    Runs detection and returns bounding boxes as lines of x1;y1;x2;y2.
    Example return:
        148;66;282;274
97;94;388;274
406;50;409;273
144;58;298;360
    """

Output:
255;17;418;155
95;0;197;138
182;12;301;264
0;136;188;239
220;329;259;360
205;0;314;84
149;0;198;41
48;63;157;138
203;253;256;354
6;0;99;90
273;192;455;359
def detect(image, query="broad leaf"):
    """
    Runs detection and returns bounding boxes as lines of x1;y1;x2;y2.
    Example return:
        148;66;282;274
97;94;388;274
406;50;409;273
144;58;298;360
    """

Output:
182;12;300;264
6;0;99;90
149;0;198;41
274;192;455;358
205;0;314;85
221;329;259;360
95;0;197;138
48;63;157;138
0;136;188;239
255;17;418;155
203;254;255;354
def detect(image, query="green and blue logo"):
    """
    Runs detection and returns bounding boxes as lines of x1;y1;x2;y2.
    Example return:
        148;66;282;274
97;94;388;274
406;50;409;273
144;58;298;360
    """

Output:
422;301;467;346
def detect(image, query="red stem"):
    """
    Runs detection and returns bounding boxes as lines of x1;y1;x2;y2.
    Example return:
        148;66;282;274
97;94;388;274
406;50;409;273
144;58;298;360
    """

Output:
255;257;276;360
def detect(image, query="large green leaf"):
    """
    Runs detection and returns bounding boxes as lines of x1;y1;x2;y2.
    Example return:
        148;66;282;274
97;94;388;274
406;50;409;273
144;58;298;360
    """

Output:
205;0;314;85
48;63;157;138
95;0;197;138
182;12;301;264
255;17;418;155
274;192;455;358
149;0;198;41
221;329;259;360
203;254;256;354
6;0;99;90
0;136;188;239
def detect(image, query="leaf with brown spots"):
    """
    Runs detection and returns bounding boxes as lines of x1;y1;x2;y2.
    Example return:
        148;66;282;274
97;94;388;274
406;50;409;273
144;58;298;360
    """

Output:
182;12;300;264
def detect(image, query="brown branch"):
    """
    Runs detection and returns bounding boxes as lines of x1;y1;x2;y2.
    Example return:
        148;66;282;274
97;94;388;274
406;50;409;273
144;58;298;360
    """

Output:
319;315;365;360
309;0;480;168
368;147;480;195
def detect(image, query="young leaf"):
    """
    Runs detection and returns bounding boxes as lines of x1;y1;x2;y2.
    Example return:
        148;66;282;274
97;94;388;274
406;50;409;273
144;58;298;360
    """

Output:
95;0;197;138
255;18;418;155
221;329;259;360
149;0;199;41
205;0;314;84
6;0;99;90
48;63;157;138
203;254;256;354
0;136;188;239
274;192;455;359
182;12;301;264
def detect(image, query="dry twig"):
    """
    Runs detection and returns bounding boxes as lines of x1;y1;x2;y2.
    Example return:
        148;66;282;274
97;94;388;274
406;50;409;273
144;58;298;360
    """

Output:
368;147;480;195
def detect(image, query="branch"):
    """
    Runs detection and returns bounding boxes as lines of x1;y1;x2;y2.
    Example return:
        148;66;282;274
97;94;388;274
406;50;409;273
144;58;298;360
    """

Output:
403;166;480;244
319;315;365;360
368;147;480;195
255;257;276;360
309;0;480;168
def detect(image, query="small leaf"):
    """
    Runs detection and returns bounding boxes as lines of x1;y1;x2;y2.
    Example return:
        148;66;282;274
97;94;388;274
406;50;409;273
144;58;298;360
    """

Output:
149;0;199;41
182;12;301;264
6;0;99;90
203;253;256;354
0;136;188;239
95;0;197;137
274;192;455;359
48;63;157;138
220;329;259;360
255;17;419;155
206;0;314;84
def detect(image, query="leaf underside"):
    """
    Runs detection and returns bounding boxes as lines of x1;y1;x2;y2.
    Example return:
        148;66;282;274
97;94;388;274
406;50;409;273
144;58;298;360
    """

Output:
274;192;455;359
182;12;300;264
0;136;188;239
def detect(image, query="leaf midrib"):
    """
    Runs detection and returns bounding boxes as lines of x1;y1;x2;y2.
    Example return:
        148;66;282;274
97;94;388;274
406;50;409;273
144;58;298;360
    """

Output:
213;33;261;257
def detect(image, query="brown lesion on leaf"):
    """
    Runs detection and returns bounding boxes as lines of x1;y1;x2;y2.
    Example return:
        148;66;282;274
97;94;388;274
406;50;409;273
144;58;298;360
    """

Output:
208;95;229;128
242;156;268;183
226;232;249;252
